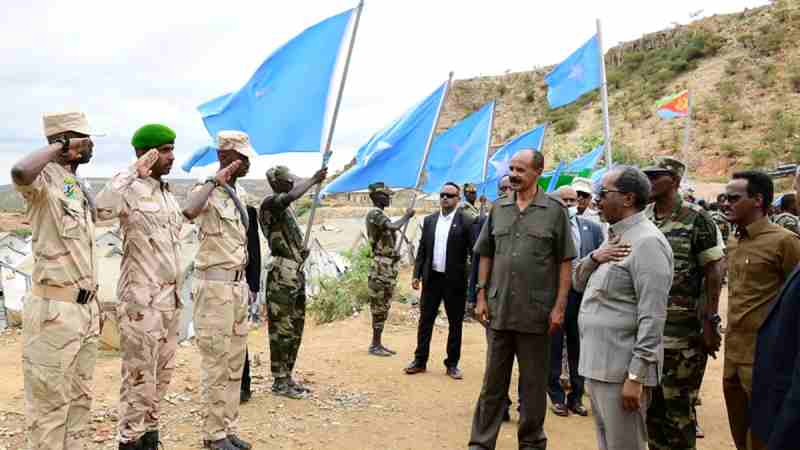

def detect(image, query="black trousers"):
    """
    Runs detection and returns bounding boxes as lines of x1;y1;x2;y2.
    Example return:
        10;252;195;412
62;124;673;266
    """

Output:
547;289;584;406
241;347;251;395
413;271;466;368
469;329;550;450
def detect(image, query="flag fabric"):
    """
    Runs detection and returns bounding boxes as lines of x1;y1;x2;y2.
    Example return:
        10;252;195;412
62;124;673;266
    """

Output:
196;7;355;161
656;90;690;119
321;82;449;195
420;102;494;193
180;145;218;173
546;161;566;192
545;35;602;109
540;144;604;190
477;124;547;200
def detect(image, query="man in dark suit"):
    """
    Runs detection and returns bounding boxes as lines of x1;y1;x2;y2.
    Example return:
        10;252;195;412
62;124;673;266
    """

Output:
548;185;603;417
751;265;800;449
406;182;475;379
241;205;262;403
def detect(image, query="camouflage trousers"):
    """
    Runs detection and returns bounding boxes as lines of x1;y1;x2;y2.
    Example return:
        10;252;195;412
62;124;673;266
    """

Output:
22;293;100;450
266;265;306;379
647;345;709;450
192;277;249;442
117;293;180;443
367;275;394;331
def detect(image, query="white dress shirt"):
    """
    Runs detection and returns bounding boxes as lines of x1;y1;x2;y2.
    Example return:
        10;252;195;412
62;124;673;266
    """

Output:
432;209;456;273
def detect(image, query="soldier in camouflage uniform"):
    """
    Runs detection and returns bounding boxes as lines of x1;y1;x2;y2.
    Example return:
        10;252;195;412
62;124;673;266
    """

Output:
771;193;799;235
96;124;183;450
365;182;415;356
460;183;480;218
259;165;327;399
183;131;255;450
644;158;726;450
11;112;101;450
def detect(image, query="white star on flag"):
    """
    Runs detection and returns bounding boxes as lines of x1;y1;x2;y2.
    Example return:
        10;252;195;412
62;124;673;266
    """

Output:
568;64;584;81
489;151;513;178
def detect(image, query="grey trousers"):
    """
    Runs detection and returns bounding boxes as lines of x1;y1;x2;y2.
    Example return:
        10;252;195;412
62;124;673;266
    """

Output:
585;379;652;450
469;329;549;450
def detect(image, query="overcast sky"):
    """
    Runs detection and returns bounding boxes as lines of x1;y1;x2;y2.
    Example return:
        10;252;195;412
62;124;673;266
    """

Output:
0;0;769;185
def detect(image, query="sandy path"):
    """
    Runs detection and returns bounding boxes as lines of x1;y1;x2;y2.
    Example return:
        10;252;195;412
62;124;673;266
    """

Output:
0;290;736;450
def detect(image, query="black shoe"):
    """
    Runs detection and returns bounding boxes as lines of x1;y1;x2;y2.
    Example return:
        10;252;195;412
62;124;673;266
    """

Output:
203;438;238;450
141;430;163;450
403;361;427;374
551;402;569;417
567;402;589;417
240;389;252;403
369;345;395;357
227;434;252;450
272;377;308;400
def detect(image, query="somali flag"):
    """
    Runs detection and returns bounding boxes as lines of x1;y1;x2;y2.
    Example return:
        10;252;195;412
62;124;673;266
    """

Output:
656;90;690;119
477;124;547;201
193;7;356;167
545;35;602;109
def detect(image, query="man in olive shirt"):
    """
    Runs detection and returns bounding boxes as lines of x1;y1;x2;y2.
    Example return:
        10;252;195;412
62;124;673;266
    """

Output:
469;149;575;450
721;171;800;450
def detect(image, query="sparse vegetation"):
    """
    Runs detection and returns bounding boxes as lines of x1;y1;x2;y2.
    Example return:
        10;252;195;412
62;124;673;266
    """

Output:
308;244;372;324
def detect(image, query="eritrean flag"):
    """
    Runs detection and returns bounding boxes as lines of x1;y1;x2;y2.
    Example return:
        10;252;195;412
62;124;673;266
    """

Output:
655;90;690;119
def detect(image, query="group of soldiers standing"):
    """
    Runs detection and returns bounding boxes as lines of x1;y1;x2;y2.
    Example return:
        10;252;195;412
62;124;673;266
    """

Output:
11;112;329;450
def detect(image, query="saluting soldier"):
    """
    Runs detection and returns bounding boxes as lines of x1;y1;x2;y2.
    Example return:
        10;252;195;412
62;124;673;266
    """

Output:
643;157;725;450
259;165;327;399
182;131;255;450
95;124;183;450
11;112;101;450
365;182;414;356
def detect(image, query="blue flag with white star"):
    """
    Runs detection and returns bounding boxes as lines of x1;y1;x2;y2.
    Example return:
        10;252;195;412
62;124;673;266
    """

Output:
196;7;355;159
545;34;602;109
321;82;449;195
421;101;494;193
477;124;546;201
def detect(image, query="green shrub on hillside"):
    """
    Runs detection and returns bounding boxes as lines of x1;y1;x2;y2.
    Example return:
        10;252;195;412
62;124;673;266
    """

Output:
554;117;578;135
308;244;372;324
750;148;772;168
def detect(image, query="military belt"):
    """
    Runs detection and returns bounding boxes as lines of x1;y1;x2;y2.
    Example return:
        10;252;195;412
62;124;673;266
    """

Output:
195;268;245;282
272;256;302;272
32;283;98;305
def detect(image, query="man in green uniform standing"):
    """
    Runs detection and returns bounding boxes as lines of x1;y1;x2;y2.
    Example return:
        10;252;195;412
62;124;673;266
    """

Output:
365;182;415;356
260;165;327;399
643;157;725;450
461;183;480;218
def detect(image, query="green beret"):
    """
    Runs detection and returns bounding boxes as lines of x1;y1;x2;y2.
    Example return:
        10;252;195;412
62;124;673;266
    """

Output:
131;124;176;150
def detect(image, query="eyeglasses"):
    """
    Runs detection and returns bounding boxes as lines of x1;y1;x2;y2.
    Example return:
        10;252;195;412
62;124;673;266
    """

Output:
597;188;624;199
440;193;458;199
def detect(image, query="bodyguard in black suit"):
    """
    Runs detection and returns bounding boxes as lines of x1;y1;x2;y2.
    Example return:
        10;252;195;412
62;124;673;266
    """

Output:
751;265;800;449
406;182;475;379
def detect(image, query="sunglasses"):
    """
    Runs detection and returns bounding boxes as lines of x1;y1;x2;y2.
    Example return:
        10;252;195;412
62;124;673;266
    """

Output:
440;193;458;199
597;188;625;199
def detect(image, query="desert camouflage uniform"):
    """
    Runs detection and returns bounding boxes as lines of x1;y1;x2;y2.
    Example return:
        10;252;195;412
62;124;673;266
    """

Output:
259;192;307;379
191;182;249;443
366;208;399;331
772;212;799;235
645;196;724;450
710;210;732;247
16;162;101;450
96;167;183;444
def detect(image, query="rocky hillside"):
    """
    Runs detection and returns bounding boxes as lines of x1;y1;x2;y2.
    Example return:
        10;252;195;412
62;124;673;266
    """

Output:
438;1;800;179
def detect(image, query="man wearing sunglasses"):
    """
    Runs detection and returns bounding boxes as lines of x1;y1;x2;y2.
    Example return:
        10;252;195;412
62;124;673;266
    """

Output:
469;150;575;450
575;166;673;450
407;182;475;379
719;171;800;450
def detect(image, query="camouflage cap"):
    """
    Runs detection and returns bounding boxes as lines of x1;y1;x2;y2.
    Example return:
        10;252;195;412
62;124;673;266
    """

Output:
463;183;477;193
368;182;394;195
43;111;104;138
643;156;686;179
266;165;292;185
217;130;258;160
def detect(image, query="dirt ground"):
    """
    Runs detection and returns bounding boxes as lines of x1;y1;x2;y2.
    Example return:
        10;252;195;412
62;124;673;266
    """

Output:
0;283;737;450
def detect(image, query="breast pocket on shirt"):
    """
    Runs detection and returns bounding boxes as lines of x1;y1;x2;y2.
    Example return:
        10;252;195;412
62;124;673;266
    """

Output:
492;228;511;254
602;263;634;301
59;198;84;240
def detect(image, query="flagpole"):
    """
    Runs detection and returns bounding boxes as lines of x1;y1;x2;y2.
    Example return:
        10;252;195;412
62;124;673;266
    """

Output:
596;19;613;169
479;102;496;217
303;1;364;249
395;71;454;252
683;88;692;165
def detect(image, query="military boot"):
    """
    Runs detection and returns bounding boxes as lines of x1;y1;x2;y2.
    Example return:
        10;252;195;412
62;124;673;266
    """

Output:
203;438;239;450
119;438;143;450
271;376;307;399
227;434;253;450
142;430;163;449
